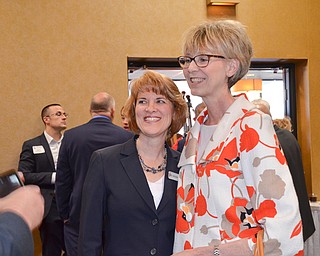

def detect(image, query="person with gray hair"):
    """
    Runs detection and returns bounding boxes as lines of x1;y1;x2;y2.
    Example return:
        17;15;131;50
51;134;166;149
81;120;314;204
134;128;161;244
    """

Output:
251;98;271;115
252;98;315;242
55;92;133;256
173;20;303;255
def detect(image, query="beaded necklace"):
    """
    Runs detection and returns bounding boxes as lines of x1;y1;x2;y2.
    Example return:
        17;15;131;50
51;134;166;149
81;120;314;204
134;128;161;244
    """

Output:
138;149;167;174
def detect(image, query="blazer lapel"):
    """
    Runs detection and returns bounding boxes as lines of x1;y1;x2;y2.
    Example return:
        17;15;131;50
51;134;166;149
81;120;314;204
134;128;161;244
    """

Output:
40;134;55;171
120;138;157;214
200;94;257;163
157;147;180;213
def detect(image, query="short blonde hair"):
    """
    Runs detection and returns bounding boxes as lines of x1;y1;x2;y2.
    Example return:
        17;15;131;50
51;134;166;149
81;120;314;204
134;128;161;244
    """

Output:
182;20;253;88
123;71;187;138
273;117;293;132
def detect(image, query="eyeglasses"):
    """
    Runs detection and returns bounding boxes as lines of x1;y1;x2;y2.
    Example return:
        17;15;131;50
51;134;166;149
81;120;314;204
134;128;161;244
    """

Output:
177;54;225;69
47;111;68;117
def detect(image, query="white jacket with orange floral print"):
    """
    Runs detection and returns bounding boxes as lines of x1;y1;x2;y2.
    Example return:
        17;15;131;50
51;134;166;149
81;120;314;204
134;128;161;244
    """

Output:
173;95;304;256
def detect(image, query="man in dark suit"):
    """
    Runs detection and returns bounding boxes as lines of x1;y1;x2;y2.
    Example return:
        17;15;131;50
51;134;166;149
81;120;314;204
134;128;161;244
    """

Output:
55;92;133;256
252;99;315;241
18;103;68;256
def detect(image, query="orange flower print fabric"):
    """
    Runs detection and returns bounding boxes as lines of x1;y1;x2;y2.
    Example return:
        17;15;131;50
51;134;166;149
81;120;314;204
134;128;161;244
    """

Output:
173;95;304;255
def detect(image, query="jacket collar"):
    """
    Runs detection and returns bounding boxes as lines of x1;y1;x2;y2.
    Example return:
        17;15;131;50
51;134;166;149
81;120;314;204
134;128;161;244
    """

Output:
40;133;55;170
120;136;180;214
179;95;257;167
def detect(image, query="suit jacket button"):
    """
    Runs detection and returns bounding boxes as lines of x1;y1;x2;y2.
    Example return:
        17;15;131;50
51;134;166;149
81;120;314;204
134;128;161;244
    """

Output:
152;219;158;226
150;248;157;255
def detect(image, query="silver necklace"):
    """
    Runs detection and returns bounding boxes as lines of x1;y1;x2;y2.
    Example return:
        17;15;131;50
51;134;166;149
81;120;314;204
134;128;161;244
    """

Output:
138;149;167;174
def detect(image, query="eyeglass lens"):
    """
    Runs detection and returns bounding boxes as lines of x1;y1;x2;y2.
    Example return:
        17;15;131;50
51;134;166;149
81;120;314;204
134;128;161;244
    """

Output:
53;111;68;117
178;54;224;68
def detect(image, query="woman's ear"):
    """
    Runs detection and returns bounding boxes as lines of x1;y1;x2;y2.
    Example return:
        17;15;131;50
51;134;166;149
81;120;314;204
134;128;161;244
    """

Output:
226;59;240;77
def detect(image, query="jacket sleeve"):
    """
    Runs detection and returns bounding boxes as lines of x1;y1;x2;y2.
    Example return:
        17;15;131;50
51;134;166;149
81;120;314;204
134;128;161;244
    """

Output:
18;141;54;186
240;113;304;255
0;212;34;256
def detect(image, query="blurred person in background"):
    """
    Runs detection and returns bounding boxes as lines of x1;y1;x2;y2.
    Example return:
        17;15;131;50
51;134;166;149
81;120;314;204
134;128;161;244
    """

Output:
273;116;293;132
56;92;133;256
18;103;67;256
120;106;131;131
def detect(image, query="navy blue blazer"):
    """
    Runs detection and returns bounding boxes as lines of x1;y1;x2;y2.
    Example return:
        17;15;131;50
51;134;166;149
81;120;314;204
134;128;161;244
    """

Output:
0;212;34;256
78;137;180;256
18;133;55;218
55;117;133;229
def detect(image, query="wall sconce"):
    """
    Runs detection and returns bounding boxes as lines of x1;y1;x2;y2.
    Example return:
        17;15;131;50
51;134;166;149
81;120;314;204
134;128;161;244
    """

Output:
232;79;262;92
207;0;239;19
207;0;240;6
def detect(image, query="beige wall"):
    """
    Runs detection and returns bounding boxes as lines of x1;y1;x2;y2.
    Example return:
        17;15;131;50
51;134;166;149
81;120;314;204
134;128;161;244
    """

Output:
1;1;319;196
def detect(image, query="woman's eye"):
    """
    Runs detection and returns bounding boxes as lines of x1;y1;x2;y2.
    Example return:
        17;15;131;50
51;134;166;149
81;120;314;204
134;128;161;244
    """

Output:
137;99;147;104
157;99;166;104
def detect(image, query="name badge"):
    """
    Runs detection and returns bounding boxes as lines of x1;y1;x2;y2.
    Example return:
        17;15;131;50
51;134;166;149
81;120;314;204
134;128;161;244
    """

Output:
32;145;45;154
168;171;179;182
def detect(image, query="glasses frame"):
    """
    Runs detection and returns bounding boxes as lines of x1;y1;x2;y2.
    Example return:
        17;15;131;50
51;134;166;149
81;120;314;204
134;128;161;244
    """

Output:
177;54;225;69
46;111;68;118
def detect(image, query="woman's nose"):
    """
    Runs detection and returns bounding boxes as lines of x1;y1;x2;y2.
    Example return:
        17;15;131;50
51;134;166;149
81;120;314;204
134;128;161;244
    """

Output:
145;102;156;112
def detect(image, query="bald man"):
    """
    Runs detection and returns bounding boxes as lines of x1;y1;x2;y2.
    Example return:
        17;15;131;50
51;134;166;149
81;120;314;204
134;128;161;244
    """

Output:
252;99;315;242
56;92;133;256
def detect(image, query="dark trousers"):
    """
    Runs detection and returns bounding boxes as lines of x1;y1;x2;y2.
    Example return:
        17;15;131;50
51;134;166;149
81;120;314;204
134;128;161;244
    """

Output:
64;222;79;256
39;198;66;256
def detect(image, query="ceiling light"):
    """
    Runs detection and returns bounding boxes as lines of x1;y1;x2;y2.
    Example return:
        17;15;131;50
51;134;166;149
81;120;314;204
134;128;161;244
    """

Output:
207;0;240;6
232;79;262;92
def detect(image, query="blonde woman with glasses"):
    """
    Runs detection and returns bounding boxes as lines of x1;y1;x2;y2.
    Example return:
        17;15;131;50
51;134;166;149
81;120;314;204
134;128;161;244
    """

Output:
173;20;303;256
